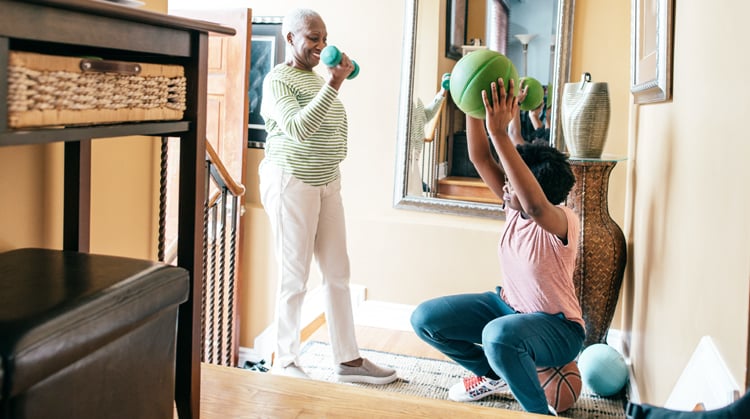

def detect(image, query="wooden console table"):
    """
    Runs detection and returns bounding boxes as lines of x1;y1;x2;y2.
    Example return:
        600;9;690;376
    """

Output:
0;1;234;417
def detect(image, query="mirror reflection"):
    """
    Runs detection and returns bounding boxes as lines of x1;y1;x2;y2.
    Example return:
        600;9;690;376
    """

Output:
394;0;574;218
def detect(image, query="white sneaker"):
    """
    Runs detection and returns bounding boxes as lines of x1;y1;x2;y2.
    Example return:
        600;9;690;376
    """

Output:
271;364;310;379
448;376;508;402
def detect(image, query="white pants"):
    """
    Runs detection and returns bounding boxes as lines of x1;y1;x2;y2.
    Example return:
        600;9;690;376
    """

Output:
259;159;360;367
407;154;424;196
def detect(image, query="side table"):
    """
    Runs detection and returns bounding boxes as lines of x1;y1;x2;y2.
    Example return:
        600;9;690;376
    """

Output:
0;1;235;417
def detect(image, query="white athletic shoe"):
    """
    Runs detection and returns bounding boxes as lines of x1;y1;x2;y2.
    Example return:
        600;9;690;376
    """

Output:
448;376;509;402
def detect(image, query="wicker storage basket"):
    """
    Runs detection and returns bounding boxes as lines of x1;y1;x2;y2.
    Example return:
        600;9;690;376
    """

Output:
8;51;186;128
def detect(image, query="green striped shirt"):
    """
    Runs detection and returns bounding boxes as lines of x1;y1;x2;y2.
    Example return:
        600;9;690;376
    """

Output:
260;63;348;186
410;92;445;153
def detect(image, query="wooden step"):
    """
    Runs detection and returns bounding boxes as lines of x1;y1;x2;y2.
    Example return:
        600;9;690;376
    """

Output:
436;176;502;204
200;363;547;418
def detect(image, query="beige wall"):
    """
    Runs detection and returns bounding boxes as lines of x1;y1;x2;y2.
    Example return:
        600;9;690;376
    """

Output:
623;0;750;404
0;143;59;250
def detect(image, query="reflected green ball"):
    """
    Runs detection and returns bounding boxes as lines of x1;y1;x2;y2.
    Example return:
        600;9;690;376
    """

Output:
519;76;544;111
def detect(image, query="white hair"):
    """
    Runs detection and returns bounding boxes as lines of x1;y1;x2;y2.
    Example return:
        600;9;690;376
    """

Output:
282;8;321;40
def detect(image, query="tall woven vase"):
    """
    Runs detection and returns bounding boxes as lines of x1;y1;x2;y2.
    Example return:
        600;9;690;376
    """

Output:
565;160;627;348
561;73;610;158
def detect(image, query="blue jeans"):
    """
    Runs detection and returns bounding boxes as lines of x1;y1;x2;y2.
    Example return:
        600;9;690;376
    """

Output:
410;287;585;415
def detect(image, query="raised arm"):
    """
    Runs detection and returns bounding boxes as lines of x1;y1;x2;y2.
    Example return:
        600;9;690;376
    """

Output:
528;103;544;130
483;79;568;238
423;88;447;123
508;111;526;146
466;116;506;200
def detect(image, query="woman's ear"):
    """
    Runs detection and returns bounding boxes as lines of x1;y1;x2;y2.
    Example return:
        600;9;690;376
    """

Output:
286;32;294;45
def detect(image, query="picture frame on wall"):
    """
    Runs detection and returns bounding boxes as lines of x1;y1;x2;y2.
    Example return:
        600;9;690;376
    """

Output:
248;17;284;148
630;0;674;104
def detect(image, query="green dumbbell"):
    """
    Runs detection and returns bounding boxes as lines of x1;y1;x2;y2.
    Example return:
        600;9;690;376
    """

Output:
321;45;360;80
441;73;451;90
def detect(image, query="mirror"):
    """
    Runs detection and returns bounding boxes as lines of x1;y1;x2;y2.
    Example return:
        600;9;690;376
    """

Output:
394;0;574;218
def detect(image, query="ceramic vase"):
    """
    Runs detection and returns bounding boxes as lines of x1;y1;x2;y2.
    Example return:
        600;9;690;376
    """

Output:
561;73;610;158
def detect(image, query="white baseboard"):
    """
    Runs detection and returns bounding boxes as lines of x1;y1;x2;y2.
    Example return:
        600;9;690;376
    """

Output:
250;325;275;366
607;329;640;404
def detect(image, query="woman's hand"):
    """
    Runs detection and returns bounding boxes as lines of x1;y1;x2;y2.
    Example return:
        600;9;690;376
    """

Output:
482;78;519;139
326;53;354;90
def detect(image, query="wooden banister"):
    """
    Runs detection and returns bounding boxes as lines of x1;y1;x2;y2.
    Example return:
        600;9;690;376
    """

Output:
205;141;246;197
201;140;245;368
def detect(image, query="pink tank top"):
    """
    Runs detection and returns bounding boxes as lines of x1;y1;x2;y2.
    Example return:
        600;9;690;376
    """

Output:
498;205;584;329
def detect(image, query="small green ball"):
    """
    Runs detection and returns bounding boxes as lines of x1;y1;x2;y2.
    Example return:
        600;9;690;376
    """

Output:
519;76;545;111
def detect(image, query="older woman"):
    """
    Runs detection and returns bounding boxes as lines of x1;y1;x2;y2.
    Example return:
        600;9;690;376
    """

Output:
258;8;397;385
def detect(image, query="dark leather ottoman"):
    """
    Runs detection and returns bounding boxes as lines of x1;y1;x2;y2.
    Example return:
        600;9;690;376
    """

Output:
0;248;189;419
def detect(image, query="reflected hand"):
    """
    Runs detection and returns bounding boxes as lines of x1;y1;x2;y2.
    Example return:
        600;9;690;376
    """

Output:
516;84;529;105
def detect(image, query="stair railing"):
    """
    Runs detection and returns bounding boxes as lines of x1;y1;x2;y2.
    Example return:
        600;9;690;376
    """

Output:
158;138;245;367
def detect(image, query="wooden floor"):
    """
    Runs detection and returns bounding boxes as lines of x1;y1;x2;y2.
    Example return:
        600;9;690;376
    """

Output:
197;324;548;418
306;323;451;361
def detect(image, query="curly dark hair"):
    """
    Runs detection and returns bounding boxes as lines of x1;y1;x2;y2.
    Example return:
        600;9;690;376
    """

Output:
515;140;575;205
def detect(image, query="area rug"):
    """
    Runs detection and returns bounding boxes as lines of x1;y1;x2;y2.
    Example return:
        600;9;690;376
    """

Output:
298;341;627;418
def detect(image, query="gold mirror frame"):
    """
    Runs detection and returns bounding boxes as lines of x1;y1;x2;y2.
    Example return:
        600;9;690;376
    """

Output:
393;0;575;218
